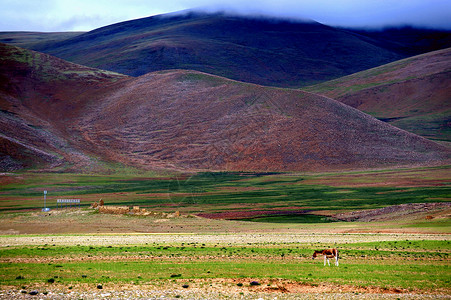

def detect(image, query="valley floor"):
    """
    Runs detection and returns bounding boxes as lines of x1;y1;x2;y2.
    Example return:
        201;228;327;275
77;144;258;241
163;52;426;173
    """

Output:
0;167;449;298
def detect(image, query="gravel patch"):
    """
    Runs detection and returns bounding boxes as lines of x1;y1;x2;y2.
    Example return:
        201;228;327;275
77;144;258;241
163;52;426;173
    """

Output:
1;233;449;247
0;289;449;299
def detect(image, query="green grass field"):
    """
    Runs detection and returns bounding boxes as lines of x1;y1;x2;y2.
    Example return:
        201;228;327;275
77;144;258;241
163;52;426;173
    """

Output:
1;240;449;293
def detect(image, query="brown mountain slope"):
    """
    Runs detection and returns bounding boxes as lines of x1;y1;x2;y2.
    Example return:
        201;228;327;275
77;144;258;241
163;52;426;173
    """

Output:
303;48;451;142
0;43;128;171
71;70;450;172
0;43;449;172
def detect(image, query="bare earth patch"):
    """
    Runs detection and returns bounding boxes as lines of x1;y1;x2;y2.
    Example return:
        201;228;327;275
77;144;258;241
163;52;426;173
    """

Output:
335;202;451;222
1;279;449;299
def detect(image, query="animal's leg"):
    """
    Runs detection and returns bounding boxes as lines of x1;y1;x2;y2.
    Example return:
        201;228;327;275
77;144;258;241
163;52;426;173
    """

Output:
324;255;326;266
335;256;339;266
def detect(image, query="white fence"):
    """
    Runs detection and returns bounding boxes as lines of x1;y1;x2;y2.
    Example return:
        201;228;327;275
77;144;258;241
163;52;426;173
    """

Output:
57;199;81;209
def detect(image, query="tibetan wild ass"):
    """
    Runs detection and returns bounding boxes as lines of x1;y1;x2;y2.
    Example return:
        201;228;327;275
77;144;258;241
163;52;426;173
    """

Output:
312;248;339;266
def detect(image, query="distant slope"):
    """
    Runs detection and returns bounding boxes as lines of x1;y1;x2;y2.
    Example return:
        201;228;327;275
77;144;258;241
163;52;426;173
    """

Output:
0;32;83;48
303;48;451;142
1;43;449;172
0;43;127;171
29;11;405;88
348;26;451;57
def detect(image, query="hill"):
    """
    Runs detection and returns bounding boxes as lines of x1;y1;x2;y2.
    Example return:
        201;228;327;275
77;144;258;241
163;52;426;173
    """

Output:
71;70;450;171
303;48;451;142
0;43;449;172
0;43;127;171
26;11;408;88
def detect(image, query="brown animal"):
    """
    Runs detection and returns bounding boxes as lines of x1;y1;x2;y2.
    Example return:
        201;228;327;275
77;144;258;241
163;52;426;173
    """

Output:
312;248;339;266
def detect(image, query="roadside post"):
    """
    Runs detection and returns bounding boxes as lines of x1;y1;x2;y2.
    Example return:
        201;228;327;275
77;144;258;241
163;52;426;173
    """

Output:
42;190;50;212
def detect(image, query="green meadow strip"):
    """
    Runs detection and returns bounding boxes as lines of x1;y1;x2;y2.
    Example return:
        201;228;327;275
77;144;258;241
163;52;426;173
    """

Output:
1;241;449;292
1;257;449;292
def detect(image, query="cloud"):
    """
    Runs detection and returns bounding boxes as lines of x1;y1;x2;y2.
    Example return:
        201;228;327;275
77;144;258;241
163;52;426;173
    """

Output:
188;0;451;29
0;0;450;32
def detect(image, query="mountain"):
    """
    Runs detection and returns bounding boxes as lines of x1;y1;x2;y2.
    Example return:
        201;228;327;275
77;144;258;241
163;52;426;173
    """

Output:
303;48;451;142
3;13;450;89
1;43;449;172
26;11;409;88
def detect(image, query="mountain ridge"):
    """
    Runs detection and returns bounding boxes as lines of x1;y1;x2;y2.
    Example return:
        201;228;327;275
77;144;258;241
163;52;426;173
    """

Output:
2;11;449;89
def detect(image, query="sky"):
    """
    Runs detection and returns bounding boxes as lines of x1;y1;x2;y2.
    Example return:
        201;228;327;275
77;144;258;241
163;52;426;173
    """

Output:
1;0;450;32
